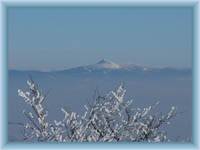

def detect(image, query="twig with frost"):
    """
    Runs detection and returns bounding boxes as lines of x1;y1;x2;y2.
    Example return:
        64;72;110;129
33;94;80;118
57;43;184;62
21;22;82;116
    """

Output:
18;80;177;142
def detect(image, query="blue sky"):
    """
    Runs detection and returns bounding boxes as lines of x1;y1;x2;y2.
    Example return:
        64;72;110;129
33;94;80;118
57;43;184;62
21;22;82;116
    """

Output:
8;7;193;71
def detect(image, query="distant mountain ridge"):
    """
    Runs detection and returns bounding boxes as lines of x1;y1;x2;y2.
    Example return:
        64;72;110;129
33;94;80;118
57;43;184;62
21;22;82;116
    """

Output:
9;59;192;78
54;59;191;75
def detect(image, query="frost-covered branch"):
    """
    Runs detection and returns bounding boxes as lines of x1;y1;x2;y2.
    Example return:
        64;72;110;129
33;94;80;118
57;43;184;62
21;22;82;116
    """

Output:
18;80;176;142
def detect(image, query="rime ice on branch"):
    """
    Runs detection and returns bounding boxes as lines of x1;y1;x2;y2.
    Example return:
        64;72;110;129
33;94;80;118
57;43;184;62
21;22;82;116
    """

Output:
18;80;176;142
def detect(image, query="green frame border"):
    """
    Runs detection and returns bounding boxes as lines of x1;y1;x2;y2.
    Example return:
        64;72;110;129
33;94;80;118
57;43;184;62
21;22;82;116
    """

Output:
1;1;199;149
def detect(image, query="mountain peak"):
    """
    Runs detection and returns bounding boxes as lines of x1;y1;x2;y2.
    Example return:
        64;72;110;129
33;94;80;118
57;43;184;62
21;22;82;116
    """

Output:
92;59;121;69
97;59;112;64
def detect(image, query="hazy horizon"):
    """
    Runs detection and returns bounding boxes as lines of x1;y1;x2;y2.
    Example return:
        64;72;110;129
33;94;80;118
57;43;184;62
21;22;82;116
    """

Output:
8;7;193;71
8;58;193;72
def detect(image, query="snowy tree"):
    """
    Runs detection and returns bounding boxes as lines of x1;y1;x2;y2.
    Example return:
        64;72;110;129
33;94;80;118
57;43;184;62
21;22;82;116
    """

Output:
18;79;177;142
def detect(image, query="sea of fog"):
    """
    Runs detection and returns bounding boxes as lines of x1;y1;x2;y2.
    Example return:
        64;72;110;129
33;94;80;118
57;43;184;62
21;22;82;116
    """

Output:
8;71;192;142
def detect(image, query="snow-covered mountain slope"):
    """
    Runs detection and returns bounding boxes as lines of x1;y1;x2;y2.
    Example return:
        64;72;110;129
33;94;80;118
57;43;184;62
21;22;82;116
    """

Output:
52;59;191;77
